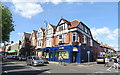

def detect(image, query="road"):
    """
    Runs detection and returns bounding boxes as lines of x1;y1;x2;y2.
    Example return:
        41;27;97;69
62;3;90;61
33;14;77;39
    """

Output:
1;59;120;75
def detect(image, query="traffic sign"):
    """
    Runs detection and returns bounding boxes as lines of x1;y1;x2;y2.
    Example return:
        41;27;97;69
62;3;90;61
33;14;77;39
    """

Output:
87;51;90;54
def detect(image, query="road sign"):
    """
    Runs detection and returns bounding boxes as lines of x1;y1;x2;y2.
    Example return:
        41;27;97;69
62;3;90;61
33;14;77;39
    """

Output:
87;51;90;54
87;51;90;63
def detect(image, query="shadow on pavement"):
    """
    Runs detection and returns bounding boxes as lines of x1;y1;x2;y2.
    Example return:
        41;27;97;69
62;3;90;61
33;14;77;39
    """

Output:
2;69;50;75
2;65;29;71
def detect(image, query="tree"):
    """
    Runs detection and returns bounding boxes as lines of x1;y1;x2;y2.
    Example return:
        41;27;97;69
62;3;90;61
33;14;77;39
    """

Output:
0;3;15;43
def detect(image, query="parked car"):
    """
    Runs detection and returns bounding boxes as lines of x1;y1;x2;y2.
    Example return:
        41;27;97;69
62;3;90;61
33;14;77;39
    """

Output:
39;57;49;64
26;56;44;66
6;55;13;59
97;57;105;64
18;56;27;61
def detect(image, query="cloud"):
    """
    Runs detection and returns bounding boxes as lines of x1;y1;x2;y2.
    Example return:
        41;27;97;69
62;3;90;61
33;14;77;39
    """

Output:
4;0;117;18
17;33;24;36
91;27;118;40
12;1;43;18
1;0;119;2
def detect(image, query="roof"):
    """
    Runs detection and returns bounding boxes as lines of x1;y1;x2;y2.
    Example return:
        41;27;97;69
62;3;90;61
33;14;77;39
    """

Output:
50;24;56;29
32;30;38;39
68;20;80;29
40;27;45;31
103;44;114;50
23;32;31;39
61;18;71;24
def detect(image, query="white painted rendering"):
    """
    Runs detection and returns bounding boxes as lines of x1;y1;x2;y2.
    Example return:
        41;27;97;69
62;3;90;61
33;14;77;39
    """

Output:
36;28;44;48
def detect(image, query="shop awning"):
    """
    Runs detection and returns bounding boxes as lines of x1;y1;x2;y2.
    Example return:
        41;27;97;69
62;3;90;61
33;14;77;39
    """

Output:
7;50;19;53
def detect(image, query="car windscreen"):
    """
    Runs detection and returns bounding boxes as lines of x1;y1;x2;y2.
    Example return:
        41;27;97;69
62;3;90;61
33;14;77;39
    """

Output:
97;57;104;59
33;57;42;60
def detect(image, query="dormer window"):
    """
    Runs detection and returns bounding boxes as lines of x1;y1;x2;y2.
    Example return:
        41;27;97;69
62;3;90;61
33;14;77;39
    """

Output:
85;27;88;33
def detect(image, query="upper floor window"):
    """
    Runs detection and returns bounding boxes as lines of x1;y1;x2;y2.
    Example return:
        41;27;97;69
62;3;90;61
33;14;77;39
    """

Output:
59;25;64;31
90;39;93;46
82;35;87;44
46;28;52;35
72;32;78;42
88;30;90;35
59;35;64;43
38;32;42;38
85;27;88;33
46;38;51;46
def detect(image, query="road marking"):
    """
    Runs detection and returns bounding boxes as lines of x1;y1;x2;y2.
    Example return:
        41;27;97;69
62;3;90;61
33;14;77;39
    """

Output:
95;71;104;73
3;71;8;73
107;66;112;71
44;71;51;73
70;69;78;71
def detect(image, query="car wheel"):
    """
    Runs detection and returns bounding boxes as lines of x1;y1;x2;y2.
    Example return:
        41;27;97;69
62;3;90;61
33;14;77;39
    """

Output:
32;62;37;67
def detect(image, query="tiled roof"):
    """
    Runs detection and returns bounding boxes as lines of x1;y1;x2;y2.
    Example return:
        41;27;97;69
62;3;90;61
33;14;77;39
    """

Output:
40;27;45;31
23;32;31;39
68;20;80;29
32;30;38;39
104;44;114;50
61;18;71;24
50;24;56;29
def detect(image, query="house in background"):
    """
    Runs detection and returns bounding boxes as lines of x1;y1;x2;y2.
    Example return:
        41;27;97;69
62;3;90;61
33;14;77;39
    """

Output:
43;24;56;59
36;27;45;57
20;32;31;56
103;44;115;56
29;30;37;56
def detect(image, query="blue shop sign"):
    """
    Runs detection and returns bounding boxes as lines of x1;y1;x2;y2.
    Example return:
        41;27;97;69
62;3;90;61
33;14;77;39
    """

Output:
59;47;64;49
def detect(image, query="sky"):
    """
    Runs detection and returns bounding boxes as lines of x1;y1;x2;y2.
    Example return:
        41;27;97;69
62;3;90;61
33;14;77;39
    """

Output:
1;0;119;51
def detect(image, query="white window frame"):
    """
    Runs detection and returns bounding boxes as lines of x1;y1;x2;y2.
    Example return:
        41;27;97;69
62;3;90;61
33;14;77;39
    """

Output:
72;32;78;42
82;35;87;44
90;39;93;46
59;34;64;43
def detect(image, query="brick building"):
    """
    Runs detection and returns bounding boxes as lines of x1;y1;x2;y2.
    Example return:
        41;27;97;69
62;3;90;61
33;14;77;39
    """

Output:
36;18;103;63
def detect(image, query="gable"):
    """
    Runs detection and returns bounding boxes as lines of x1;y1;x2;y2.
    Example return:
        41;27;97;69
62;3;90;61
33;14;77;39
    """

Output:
59;20;65;25
47;24;52;29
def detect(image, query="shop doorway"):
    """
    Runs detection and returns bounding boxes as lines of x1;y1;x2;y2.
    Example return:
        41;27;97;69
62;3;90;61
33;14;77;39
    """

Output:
72;52;77;63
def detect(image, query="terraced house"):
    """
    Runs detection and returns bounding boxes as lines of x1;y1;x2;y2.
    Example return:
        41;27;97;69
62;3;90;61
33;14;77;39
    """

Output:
36;18;101;63
17;18;115;63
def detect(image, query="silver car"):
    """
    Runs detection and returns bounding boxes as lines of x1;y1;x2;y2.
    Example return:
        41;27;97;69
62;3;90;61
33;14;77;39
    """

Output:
26;56;44;66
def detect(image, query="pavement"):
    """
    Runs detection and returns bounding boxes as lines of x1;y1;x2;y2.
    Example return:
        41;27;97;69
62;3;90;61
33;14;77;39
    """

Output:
49;61;97;66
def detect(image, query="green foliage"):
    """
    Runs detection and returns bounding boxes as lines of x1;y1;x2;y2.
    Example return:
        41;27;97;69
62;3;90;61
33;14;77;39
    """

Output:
0;4;15;42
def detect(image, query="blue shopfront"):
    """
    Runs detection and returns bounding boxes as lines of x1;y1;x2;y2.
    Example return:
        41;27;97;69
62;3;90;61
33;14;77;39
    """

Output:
43;45;81;63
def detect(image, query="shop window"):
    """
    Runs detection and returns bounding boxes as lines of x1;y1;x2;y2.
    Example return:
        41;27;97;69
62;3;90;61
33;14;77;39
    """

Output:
44;51;49;58
56;51;69;59
82;35;87;44
72;32;78;42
